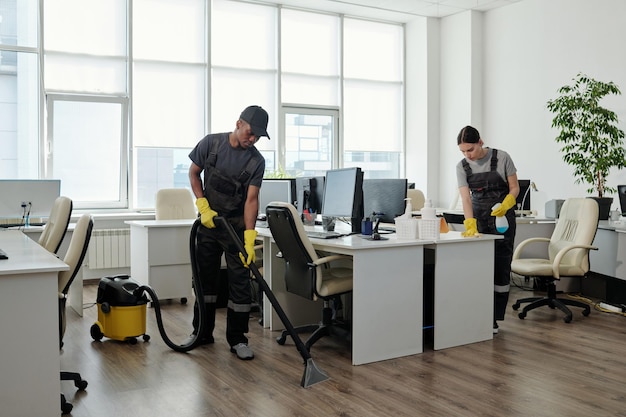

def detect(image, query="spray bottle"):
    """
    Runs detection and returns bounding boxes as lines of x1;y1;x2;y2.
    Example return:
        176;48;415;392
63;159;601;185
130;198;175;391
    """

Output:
403;197;413;218
491;203;509;233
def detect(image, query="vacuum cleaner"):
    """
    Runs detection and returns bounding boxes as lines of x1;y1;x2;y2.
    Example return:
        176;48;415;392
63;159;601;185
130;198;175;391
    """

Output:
90;275;151;344
92;218;329;387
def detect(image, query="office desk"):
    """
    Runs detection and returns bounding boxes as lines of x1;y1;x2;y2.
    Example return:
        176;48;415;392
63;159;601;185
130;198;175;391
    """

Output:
126;220;194;302
591;220;626;280
0;230;69;417
258;226;426;365
257;226;500;365
425;233;496;350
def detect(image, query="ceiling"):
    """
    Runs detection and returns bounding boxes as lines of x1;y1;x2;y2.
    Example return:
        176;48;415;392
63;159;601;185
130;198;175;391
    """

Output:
258;0;524;22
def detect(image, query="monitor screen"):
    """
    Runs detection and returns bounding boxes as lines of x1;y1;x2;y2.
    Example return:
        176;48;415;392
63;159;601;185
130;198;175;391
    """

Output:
258;179;296;215
517;179;531;211
0;179;61;219
363;178;408;223
295;176;325;216
618;185;626;216
322;167;364;223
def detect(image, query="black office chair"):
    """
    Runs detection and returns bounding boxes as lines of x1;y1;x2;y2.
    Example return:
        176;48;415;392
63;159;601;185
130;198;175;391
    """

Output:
266;201;353;351
511;198;599;323
59;214;93;414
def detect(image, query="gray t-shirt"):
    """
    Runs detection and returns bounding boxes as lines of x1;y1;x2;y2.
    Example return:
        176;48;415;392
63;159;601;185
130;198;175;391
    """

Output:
456;148;517;188
189;132;265;189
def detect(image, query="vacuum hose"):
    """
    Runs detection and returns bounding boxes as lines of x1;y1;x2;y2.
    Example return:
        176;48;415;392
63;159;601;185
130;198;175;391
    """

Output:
132;218;207;353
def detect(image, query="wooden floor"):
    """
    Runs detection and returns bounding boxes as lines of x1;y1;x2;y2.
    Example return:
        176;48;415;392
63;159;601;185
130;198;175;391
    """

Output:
61;280;626;417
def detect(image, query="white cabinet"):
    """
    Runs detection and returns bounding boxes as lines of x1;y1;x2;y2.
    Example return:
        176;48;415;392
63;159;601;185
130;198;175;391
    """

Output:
126;220;194;302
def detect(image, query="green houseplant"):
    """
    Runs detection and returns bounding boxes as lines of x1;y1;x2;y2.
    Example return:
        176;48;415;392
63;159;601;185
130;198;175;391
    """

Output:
546;73;626;219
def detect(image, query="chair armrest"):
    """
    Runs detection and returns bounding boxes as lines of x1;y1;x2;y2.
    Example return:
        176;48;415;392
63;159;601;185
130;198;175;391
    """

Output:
552;244;598;278
313;254;352;266
512;237;551;260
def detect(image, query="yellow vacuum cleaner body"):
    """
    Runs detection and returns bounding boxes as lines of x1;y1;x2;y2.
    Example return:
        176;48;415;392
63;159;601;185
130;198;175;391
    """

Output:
90;275;150;344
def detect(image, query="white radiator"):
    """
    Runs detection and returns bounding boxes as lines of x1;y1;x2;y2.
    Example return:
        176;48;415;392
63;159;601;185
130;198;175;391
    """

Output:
86;228;131;269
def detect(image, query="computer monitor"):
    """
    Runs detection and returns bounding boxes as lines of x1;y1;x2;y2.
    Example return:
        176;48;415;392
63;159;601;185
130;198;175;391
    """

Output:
363;178;408;223
322;167;364;233
517;179;531;211
258;179;296;215
295;176;325;216
618;185;626;216
0;179;61;219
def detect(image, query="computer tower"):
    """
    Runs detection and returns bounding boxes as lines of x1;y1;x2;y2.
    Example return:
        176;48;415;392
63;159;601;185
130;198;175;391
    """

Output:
545;199;564;219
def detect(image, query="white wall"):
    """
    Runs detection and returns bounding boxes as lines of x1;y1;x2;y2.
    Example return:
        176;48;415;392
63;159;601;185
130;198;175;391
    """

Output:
405;17;440;201
406;0;626;214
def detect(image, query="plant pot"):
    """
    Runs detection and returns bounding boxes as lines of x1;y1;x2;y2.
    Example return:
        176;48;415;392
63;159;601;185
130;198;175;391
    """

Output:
588;197;613;220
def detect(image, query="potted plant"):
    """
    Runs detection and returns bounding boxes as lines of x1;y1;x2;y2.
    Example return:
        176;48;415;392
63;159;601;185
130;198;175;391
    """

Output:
547;73;626;219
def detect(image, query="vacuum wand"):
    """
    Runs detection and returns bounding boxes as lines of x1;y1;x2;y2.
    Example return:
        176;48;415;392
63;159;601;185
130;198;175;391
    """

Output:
214;216;329;388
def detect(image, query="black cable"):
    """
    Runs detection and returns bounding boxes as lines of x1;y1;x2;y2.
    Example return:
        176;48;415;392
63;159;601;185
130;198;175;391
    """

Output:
132;219;206;353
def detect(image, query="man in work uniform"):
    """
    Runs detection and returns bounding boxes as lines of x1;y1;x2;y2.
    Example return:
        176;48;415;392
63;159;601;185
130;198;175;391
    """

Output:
188;105;269;360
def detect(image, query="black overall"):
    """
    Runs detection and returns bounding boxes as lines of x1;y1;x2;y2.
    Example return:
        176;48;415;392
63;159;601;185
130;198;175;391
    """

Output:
193;139;262;346
462;149;516;321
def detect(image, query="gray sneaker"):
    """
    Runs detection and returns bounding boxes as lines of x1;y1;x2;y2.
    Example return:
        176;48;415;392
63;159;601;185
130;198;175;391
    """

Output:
230;343;254;360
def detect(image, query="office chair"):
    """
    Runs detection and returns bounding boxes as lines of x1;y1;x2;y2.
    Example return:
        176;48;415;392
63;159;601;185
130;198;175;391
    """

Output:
59;214;94;414
407;188;426;210
266;201;353;351
155;188;197;220
511;198;599;323
38;196;73;254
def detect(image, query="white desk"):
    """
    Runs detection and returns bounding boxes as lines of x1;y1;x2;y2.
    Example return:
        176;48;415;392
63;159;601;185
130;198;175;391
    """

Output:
591;220;626;280
258;225;499;365
126;220;194;302
0;230;69;417
426;233;497;350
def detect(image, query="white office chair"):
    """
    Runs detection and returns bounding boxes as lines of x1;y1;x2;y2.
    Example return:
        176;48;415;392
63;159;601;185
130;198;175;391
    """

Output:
59;213;93;414
511;198;599;323
38;196;73;254
407;188;425;210
155;188;196;220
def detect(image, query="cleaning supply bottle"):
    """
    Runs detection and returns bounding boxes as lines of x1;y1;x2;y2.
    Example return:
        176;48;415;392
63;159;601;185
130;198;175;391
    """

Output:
492;203;509;233
403;197;413;218
421;199;436;220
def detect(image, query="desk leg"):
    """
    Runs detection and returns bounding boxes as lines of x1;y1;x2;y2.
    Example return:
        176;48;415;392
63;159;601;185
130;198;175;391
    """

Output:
351;245;423;365
431;240;494;350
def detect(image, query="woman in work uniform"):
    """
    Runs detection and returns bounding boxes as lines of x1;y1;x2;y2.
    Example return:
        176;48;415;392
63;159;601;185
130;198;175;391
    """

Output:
456;125;520;334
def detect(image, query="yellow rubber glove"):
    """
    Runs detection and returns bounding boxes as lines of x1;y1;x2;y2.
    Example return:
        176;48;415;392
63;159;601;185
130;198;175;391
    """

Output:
490;194;517;217
462;218;478;237
195;197;218;228
239;229;258;268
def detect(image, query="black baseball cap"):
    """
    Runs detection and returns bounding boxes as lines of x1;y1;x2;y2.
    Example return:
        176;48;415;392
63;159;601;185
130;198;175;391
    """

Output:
240;105;270;140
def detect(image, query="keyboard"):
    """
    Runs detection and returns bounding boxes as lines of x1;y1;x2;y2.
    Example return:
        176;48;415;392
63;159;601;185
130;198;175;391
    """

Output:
0;249;8;260
306;231;343;239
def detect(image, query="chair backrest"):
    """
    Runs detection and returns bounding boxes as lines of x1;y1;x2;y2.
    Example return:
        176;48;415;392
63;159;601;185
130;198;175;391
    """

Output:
155;188;197;220
38;196;73;254
548;198;599;273
59;214;94;296
407;188;425;210
266;201;320;300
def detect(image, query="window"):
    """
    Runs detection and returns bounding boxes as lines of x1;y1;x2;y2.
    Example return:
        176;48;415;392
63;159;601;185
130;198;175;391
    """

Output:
282;106;338;177
11;1;405;211
343;18;404;178
46;95;128;208
0;0;39;179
